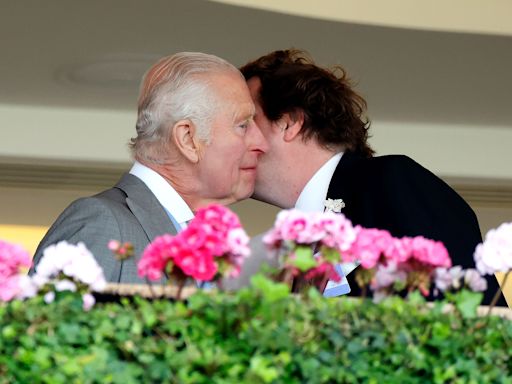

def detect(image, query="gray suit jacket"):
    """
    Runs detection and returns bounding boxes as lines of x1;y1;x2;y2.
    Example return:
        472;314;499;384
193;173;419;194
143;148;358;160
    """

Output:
32;173;178;283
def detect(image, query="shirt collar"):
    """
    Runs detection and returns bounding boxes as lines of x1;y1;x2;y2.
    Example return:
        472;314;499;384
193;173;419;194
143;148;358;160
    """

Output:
129;161;194;225
295;152;343;212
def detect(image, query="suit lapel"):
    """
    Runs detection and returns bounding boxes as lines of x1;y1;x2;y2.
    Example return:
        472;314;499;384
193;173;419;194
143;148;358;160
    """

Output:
115;173;178;242
326;151;360;206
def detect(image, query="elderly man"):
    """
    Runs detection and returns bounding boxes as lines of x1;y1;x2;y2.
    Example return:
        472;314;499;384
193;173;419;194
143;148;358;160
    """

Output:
238;49;505;305
32;52;268;283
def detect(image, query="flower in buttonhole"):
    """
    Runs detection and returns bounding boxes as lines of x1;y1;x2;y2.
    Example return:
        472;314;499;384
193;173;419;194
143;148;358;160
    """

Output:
138;204;250;283
474;222;512;275
108;240;134;261
0;240;32;302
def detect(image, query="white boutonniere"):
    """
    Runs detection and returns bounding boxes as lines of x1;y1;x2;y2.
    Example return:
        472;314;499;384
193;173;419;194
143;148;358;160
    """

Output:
324;198;345;213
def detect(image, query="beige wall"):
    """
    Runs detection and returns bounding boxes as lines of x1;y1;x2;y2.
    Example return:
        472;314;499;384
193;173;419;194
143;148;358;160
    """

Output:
3;103;512;180
212;0;512;37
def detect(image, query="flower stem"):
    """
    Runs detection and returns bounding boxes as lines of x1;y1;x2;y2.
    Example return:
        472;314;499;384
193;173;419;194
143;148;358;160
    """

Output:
216;279;224;292
146;277;157;300
176;280;185;301
487;271;509;316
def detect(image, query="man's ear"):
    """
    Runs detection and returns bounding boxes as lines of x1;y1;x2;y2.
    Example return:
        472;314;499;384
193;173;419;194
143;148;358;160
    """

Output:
281;111;305;143
171;119;202;163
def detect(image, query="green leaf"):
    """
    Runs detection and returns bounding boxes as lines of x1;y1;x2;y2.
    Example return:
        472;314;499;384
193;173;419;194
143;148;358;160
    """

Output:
249;356;279;383
455;289;483;319
250;274;290;302
407;290;426;306
292;246;316;272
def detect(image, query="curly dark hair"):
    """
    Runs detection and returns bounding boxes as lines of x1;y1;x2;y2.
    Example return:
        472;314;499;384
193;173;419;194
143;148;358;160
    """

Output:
240;49;374;157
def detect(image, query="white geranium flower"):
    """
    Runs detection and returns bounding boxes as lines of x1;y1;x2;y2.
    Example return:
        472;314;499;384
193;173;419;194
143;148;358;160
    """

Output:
61;242;106;291
55;279;77;292
44;291;55;304
34;241;107;293
474;222;512;275
434;266;464;292
82;293;96;311
36;241;75;277
15;275;38;299
464;269;488;292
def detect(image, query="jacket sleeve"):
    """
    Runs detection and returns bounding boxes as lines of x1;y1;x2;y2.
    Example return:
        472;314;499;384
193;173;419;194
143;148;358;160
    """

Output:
31;197;123;282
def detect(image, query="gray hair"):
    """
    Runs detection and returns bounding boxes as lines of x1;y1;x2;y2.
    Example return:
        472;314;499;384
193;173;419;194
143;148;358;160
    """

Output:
130;52;241;164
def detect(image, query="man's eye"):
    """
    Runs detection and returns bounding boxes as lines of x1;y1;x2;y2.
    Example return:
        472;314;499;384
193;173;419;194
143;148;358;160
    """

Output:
237;122;249;130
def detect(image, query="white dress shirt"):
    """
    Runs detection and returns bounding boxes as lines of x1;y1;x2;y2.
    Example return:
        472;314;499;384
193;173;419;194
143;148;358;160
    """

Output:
295;153;343;213
294;152;357;297
129;161;194;229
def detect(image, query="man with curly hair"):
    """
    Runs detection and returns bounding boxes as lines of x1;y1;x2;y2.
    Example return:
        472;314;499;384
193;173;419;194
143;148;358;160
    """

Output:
239;49;504;305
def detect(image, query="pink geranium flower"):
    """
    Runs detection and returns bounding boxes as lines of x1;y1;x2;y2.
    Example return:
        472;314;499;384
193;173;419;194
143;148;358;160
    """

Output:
262;209;358;292
304;262;340;282
346;228;394;269
138;204;250;284
410;236;451;268
0;240;32;302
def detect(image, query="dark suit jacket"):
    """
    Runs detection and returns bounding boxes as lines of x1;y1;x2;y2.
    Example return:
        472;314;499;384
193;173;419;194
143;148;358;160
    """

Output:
31;174;178;283
327;151;505;306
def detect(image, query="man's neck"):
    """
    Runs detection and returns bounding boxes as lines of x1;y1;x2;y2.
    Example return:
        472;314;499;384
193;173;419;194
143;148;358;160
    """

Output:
295;152;343;212
290;147;340;206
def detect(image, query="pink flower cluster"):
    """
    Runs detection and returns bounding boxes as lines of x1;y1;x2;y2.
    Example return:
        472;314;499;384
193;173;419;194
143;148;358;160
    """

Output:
344;228;452;270
263;209;357;253
263;209;453;297
304;262;341;283
0;240;106;311
347;228;452;297
138;204;250;282
0;240;32;302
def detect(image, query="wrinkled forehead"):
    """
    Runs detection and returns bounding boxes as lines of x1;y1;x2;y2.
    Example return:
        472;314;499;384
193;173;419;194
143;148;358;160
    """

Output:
207;72;255;115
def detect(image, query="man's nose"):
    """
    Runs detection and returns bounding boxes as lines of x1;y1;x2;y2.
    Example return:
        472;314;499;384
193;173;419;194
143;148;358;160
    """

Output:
247;121;269;154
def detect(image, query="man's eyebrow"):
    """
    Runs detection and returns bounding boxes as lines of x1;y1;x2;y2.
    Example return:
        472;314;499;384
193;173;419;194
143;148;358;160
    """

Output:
233;106;256;122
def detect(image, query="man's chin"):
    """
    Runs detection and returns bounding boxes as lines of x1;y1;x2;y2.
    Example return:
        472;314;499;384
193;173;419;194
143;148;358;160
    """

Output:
232;185;255;203
250;189;270;204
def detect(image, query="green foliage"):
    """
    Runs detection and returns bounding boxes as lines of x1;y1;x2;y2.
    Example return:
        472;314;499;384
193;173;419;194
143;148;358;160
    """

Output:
291;246;316;272
1;282;511;383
